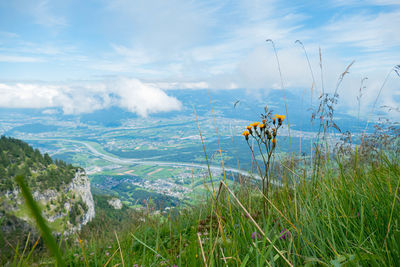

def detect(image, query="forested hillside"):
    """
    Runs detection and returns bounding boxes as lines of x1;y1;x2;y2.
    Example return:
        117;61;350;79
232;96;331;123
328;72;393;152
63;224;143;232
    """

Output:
0;136;95;263
0;136;77;192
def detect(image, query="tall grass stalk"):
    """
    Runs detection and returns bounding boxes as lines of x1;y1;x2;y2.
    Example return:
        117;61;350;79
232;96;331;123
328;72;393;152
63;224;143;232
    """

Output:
15;175;65;267
266;39;293;157
360;65;398;152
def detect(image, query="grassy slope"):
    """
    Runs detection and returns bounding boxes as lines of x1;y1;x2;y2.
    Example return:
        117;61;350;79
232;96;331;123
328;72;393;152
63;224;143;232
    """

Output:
16;149;399;266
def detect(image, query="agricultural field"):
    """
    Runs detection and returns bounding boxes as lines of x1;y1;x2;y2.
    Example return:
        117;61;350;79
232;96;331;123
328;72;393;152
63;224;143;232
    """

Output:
0;89;365;209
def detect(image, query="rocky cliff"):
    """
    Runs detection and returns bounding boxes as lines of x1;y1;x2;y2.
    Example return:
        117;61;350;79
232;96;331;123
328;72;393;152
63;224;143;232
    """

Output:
64;169;95;232
2;168;95;235
0;136;95;236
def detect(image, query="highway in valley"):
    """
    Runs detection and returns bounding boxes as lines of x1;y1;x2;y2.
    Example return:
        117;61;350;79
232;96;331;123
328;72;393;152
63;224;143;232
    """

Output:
24;138;266;181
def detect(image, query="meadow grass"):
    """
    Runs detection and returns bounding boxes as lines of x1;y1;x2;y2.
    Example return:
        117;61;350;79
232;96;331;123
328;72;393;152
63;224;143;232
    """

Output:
13;146;399;266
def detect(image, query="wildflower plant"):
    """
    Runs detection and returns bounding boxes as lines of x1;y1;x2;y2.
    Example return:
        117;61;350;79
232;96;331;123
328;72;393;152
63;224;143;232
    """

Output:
242;107;285;211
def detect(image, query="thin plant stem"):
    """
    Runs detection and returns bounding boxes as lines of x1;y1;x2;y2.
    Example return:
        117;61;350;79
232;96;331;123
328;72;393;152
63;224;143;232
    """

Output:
15;175;65;267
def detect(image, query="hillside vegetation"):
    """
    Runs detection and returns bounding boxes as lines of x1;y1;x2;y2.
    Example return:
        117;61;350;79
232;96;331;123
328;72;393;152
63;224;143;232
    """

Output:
0;136;94;264
5;125;399;266
0;136;76;192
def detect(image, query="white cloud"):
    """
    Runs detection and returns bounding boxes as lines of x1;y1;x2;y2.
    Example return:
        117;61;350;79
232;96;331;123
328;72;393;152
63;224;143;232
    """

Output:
112;45;154;66
5;0;68;30
150;81;210;90
32;0;68;28
91;0;315;85
106;0;217;50
332;0;400;6
321;10;400;52
112;78;182;117
0;31;19;38
0;54;43;63
0;78;182;117
42;109;59;115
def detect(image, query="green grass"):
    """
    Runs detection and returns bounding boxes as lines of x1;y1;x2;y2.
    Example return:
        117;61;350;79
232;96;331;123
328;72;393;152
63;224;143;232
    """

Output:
15;175;65;267
10;148;399;266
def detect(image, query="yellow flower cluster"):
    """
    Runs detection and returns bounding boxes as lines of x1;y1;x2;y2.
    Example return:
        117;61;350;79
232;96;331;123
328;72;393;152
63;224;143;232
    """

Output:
242;130;250;140
242;108;284;206
243;114;285;144
247;122;267;130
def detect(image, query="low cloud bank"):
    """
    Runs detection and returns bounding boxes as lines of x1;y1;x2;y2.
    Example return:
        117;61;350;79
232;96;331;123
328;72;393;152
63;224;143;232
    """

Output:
0;78;182;117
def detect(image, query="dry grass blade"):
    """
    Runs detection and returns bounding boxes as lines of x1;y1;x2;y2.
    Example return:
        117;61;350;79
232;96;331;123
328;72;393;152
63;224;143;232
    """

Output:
220;247;228;266
130;234;168;262
114;231;125;267
197;232;207;267
258;188;298;232
220;181;293;267
334;60;355;95
360;65;397;151
193;106;214;191
266;39;293;156
319;47;324;94
103;248;120;267
208;221;221;263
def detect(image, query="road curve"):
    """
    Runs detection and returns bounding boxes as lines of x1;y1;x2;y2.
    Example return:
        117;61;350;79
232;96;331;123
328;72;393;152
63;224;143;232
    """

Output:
24;138;284;184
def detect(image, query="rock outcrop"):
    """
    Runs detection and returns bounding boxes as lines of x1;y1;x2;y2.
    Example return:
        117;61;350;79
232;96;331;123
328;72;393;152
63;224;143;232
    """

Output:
2;168;95;235
0;135;96;256
65;169;95;232
108;198;122;210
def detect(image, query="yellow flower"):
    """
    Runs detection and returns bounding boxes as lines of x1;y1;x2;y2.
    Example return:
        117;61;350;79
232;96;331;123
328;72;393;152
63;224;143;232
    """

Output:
258;123;265;129
252;122;260;128
274;114;285;121
242;131;250;140
262;119;266;124
272;138;277;144
274;115;285;125
246;125;252;130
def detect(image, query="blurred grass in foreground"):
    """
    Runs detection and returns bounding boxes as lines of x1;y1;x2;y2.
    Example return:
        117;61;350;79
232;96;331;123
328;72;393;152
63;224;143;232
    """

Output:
12;147;399;266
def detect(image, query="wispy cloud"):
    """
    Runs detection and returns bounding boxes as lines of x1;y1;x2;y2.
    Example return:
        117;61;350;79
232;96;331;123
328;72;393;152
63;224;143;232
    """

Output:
0;31;19;38
32;0;68;29
331;0;400;6
0;55;43;63
320;10;400;52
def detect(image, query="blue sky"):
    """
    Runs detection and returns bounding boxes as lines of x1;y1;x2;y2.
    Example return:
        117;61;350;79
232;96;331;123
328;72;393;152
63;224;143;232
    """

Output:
0;0;399;117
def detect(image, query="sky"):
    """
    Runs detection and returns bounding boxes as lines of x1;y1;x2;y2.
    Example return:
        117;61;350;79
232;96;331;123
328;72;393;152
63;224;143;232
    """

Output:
0;0;399;118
